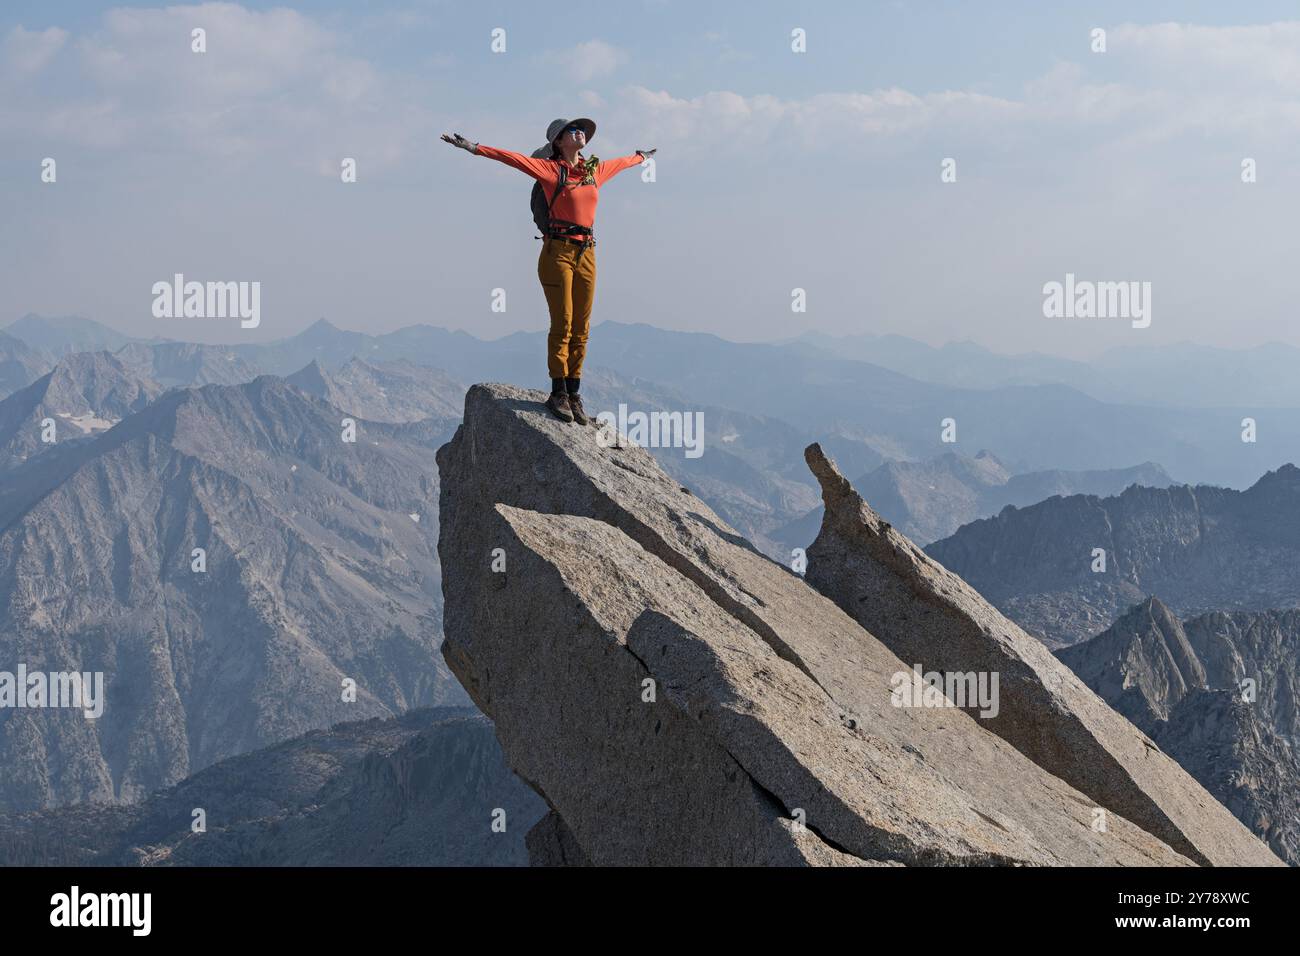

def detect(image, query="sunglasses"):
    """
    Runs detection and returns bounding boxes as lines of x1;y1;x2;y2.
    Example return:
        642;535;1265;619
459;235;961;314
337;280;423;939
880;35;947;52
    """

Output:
564;125;584;135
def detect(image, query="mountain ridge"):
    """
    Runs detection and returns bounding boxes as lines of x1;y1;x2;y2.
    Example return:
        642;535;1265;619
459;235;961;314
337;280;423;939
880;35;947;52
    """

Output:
1058;597;1300;863
925;466;1300;647
0;375;464;812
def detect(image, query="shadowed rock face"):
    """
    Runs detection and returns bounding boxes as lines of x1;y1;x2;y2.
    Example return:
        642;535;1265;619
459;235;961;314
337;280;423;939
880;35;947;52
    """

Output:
285;357;466;424
1059;598;1300;864
799;443;1280;867
0;708;544;866
525;811;591;867
434;382;1234;866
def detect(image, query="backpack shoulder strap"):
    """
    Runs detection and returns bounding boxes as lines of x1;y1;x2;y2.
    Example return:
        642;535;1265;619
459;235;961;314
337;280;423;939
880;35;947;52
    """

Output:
535;161;568;240
549;161;567;209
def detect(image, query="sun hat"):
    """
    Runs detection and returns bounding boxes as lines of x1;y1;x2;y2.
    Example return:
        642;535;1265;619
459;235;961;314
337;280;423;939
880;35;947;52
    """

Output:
530;117;597;159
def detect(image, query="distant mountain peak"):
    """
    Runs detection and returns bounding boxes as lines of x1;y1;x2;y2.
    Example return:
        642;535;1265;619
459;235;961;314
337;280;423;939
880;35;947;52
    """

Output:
294;318;353;344
1251;462;1300;488
1131;593;1173;618
6;314;138;356
10;312;92;330
1125;595;1186;638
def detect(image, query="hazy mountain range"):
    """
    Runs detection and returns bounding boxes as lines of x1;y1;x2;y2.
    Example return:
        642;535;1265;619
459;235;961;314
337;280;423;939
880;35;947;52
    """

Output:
6;314;145;358
3;311;1297;866
793;330;1300;410
8;312;1300;490
926;465;1300;647
772;451;1177;548
0;367;464;811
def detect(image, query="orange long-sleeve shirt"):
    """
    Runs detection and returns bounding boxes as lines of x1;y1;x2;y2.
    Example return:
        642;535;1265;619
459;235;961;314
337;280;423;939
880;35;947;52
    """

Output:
475;145;644;240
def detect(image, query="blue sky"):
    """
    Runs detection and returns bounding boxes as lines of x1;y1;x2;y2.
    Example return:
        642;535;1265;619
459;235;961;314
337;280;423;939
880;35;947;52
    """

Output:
4;1;1299;357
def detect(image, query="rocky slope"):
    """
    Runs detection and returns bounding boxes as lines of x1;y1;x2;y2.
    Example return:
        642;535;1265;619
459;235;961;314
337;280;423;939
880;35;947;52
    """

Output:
286;357;465;423
574;368;823;556
435;383;1279;866
0;376;466;813
114;341;263;389
0;329;53;399
0;707;544;865
0;351;163;470
925;466;1300;647
1058;598;1300;864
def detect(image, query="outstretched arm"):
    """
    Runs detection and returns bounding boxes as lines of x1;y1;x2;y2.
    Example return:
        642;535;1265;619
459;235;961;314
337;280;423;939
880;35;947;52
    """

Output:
442;131;556;182
474;145;557;182
597;149;655;187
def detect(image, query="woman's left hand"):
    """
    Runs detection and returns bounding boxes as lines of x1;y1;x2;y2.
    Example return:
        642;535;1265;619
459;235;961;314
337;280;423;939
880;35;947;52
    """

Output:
636;148;657;158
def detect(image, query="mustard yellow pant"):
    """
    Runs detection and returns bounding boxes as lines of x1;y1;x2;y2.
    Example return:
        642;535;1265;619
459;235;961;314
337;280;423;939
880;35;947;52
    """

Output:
538;236;597;380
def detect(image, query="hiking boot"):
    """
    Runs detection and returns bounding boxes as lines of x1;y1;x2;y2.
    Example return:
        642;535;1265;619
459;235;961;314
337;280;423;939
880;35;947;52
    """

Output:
567;392;590;425
545;391;574;423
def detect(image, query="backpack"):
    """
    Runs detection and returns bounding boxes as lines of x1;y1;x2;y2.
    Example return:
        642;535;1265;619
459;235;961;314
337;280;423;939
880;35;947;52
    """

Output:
530;161;593;240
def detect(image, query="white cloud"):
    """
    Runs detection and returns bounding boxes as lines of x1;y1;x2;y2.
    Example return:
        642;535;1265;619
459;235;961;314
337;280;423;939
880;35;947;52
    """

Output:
2;25;69;74
77;4;340;95
612;85;1021;155
6;11;1299;178
0;3;428;171
607;23;1300;162
540;38;629;83
1112;21;1300;90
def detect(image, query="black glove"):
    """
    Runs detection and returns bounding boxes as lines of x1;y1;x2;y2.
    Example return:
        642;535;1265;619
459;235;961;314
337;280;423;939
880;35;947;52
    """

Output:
442;132;478;154
636;147;657;158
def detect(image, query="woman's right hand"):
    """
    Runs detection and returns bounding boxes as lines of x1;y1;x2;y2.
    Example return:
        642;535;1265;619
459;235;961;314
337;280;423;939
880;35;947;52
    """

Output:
441;132;478;154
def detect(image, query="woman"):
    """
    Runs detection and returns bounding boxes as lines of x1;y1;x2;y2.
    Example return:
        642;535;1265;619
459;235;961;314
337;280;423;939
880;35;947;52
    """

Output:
442;119;655;423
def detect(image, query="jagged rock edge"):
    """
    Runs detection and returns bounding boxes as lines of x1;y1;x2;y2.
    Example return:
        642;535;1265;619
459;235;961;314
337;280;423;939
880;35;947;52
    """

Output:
801;442;1259;867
